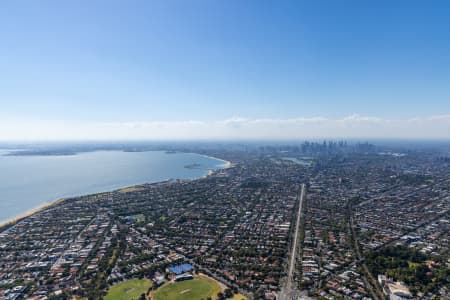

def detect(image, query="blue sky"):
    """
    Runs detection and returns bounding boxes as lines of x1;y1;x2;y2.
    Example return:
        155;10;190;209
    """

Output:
1;0;450;139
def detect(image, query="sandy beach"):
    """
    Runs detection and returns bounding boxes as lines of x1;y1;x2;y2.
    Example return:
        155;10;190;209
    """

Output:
0;197;66;229
195;153;232;169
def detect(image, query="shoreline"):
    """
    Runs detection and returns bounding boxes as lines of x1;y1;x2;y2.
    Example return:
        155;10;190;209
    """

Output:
0;197;66;229
195;153;232;169
0;152;232;232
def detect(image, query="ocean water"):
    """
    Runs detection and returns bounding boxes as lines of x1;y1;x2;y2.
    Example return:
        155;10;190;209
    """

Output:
0;150;226;223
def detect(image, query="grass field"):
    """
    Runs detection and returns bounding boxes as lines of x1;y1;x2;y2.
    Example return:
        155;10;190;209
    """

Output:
154;275;221;300
104;278;152;300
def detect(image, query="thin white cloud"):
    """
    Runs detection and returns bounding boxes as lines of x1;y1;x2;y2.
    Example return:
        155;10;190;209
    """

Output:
338;114;386;123
422;115;450;122
218;117;328;130
0;115;449;141
220;117;249;128
248;117;328;124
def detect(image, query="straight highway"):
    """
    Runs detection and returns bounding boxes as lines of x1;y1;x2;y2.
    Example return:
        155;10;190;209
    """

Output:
279;183;306;300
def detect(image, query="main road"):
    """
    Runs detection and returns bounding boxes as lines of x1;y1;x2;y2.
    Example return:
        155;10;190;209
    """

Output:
279;183;306;300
